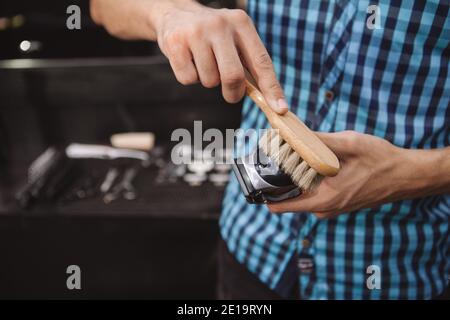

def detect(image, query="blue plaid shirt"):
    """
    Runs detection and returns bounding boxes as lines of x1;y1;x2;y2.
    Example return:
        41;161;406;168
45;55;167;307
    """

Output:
220;0;450;299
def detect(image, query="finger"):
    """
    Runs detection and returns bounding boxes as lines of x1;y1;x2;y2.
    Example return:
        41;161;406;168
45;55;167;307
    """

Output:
267;177;347;214
235;22;288;114
312;212;338;219
314;131;358;157
267;191;323;214
164;41;199;85
212;35;246;103
190;40;221;88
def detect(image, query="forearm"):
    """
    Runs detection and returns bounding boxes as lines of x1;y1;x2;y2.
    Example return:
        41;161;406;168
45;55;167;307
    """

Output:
398;146;450;199
90;0;198;40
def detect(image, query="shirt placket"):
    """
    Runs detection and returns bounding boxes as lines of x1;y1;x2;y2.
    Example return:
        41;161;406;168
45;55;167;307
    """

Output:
297;0;357;300
317;0;357;133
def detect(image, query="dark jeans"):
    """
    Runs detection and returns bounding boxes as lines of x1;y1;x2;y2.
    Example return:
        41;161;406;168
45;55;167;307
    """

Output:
216;239;296;300
216;238;449;300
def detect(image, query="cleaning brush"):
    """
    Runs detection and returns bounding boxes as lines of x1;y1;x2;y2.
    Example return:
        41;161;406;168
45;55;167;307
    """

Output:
244;71;340;193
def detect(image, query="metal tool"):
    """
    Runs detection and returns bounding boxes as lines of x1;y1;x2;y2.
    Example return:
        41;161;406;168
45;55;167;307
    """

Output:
66;143;150;162
232;145;300;204
15;147;65;208
100;167;120;194
209;173;230;187
61;172;100;203
103;167;138;203
183;173;207;186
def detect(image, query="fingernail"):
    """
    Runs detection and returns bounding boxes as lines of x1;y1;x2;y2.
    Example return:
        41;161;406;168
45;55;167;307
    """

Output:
277;98;289;113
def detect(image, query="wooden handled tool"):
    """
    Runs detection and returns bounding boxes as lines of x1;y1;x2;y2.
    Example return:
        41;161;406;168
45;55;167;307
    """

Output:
244;71;340;178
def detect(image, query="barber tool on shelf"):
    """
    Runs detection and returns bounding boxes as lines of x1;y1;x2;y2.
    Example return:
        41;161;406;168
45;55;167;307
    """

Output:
185;152;214;186
110;132;155;151
61;169;102;203
103;166;139;204
15;133;157;209
161;144;232;187
15;147;67;208
209;148;232;187
100;167;120;194
66;143;150;163
14;126;233;210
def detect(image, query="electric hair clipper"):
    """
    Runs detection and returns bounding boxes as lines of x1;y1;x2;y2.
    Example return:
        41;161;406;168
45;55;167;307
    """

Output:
231;146;300;204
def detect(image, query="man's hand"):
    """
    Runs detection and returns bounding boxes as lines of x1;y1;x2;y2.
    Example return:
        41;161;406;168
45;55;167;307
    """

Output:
90;0;288;113
268;131;450;219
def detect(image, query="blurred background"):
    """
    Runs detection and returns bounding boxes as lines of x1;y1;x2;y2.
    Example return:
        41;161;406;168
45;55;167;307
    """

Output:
0;0;243;299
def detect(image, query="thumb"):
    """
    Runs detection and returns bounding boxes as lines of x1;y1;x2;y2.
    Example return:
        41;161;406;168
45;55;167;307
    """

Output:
315;131;353;156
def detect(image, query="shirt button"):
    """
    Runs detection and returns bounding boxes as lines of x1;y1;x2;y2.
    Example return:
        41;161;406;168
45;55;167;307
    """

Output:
325;90;334;101
302;239;311;248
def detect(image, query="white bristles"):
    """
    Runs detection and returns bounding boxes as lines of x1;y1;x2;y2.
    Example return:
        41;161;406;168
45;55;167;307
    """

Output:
258;131;269;151
298;167;318;191
268;132;282;155
291;161;309;183
277;143;292;165
260;129;322;192
283;151;301;174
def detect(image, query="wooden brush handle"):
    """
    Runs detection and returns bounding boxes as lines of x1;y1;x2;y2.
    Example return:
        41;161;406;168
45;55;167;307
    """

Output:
244;71;340;176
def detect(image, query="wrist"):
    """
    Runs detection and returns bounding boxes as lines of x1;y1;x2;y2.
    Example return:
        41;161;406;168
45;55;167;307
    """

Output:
394;147;448;198
148;0;201;40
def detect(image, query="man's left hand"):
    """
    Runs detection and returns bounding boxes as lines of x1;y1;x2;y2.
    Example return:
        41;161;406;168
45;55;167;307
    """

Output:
267;131;448;219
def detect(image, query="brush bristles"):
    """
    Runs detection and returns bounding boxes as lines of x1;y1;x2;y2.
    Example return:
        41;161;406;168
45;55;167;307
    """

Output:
260;129;322;192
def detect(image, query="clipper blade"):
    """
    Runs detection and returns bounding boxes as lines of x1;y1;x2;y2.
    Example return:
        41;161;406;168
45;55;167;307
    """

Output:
259;129;323;192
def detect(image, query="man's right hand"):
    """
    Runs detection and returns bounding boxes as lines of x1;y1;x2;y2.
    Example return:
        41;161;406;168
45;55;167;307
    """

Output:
90;0;288;114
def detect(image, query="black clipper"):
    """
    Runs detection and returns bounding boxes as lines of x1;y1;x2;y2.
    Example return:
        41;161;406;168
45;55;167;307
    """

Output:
232;146;300;204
